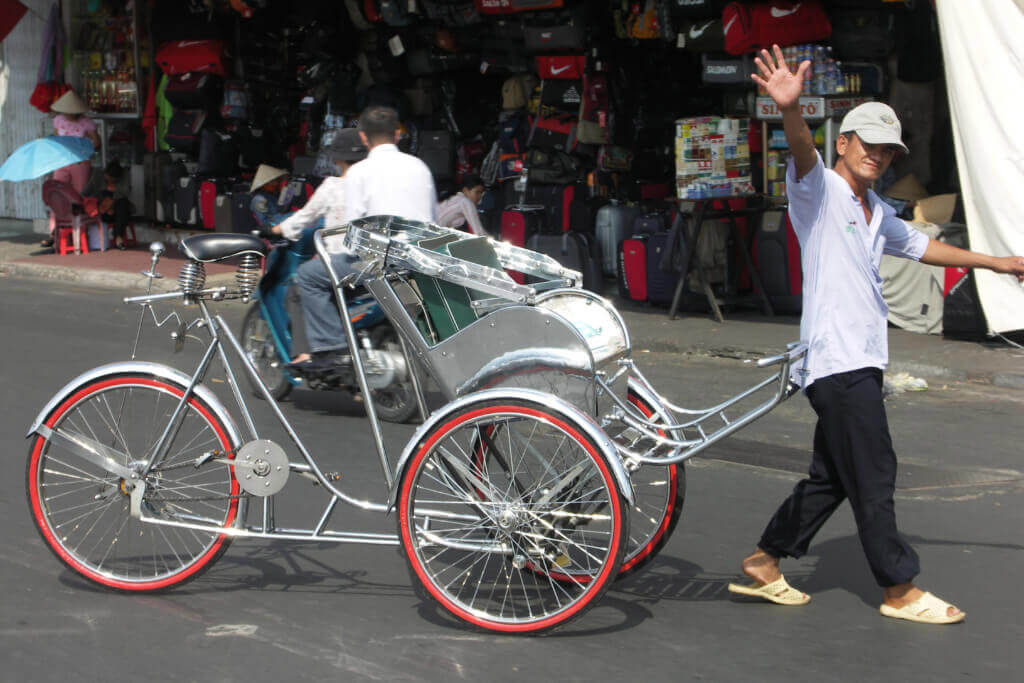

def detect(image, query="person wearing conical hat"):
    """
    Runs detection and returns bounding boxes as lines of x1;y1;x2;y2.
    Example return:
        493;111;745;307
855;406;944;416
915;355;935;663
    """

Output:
248;164;291;230
42;89;100;248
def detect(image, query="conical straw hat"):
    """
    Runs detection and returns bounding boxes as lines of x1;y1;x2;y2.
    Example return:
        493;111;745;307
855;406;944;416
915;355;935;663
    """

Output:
50;89;89;114
885;174;929;202
250;164;288;193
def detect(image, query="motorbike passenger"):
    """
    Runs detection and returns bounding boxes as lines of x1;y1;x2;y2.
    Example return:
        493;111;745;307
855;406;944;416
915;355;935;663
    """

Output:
250;164;294;229
269;130;368;370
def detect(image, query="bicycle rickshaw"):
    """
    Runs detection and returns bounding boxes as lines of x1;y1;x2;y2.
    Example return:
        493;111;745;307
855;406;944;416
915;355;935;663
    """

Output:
26;216;806;634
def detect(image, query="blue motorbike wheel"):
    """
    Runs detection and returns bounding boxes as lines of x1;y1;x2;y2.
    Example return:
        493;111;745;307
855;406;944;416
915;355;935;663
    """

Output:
240;303;293;401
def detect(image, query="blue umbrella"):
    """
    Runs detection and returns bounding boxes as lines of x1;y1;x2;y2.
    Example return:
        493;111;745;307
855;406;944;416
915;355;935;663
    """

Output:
0;136;95;182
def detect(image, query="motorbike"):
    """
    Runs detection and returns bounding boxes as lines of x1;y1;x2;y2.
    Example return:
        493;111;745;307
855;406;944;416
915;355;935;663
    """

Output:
238;226;419;423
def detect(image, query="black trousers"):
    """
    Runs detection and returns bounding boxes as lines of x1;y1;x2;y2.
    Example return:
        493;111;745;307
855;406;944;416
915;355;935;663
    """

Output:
758;368;920;587
101;198;133;239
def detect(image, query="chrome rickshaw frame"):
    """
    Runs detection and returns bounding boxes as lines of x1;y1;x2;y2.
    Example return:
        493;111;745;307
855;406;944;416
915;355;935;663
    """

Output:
24;215;806;635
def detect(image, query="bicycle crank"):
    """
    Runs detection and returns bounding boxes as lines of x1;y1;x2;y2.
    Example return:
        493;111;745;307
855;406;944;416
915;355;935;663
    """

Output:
234;439;290;496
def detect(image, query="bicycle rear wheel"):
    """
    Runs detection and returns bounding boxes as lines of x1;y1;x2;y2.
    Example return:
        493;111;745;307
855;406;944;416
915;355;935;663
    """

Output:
27;373;240;591
397;397;628;634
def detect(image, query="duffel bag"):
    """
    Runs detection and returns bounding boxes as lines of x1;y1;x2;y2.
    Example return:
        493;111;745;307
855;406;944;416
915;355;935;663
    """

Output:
536;55;585;80
474;0;563;13
528;114;577;152
164;72;223;111
677;17;725;52
525;147;580;184
723;1;831;55
165;111;207;153
155;40;228;76
524;23;584;52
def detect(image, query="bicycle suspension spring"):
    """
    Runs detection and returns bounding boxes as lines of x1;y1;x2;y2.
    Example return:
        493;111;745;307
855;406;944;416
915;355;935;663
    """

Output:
178;261;206;296
235;253;261;302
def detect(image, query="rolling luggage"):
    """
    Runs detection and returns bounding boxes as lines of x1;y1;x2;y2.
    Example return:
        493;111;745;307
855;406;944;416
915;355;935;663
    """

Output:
941;223;987;339
645;232;681;305
500;206;545;283
632;212;668;237
527;232;600;293
755;209;803;313
172;176;201;227
214;191;234;232
197;129;237;177
596;200;639;276
231;183;258;236
199;179;218;230
618;236;648;301
418;130;455;182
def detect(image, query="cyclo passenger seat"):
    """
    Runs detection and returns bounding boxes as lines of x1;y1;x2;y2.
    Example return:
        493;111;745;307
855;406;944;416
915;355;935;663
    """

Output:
411;235;510;343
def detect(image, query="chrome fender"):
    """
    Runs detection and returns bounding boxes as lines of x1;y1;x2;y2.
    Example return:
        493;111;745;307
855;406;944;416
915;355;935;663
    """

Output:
387;387;634;512
27;361;244;450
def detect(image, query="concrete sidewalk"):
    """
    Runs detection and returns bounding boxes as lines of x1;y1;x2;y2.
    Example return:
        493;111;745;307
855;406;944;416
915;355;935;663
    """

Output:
3;220;1023;390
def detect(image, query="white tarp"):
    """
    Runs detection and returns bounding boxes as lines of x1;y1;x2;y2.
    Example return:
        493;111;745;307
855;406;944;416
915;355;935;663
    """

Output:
936;0;1024;333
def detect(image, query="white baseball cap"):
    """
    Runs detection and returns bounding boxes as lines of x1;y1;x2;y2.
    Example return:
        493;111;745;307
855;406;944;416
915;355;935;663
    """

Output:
839;102;909;154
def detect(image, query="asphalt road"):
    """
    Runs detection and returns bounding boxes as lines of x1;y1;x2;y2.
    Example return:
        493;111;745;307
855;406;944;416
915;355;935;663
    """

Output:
2;276;1023;682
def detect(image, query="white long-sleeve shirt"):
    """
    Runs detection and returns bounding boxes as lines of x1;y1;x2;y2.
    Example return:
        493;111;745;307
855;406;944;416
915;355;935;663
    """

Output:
341;144;437;224
275;176;349;253
436;192;486;236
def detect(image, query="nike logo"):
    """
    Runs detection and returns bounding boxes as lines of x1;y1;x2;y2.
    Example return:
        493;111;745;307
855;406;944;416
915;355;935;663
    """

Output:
689;21;713;40
770;3;801;18
723;15;738;34
176;40;207;47
550;64;573;75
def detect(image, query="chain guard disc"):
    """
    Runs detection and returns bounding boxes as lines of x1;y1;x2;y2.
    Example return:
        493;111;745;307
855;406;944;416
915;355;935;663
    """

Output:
235;439;290;496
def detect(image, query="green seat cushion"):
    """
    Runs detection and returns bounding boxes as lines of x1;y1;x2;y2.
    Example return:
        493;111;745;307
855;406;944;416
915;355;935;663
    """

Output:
412;235;505;343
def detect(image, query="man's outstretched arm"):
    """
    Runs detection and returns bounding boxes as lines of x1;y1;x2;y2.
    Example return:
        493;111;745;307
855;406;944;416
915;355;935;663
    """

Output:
751;45;816;180
921;240;1024;280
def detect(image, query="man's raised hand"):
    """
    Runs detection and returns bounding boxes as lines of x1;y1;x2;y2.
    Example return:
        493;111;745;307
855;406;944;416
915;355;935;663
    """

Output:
751;44;810;111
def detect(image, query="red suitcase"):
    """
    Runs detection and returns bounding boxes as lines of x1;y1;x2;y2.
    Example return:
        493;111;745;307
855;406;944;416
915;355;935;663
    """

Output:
618;237;648;302
200;180;218;230
500;206;545;283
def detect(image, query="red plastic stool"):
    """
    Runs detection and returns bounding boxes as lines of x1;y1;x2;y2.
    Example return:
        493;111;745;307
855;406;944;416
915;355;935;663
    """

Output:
56;225;89;255
123;222;138;247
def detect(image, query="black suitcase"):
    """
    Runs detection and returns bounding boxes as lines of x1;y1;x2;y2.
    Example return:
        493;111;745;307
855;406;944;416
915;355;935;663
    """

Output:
164;72;224;110
527;232;601;293
941;223;988;339
144;151;173;221
230;183;258;235
214;191;234;232
197;129;237;177
172;176;201;227
632;212;668;237
418;130;455;182
646;232;681;306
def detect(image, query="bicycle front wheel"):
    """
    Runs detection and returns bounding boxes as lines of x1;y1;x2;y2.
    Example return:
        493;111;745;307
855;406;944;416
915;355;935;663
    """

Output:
27;373;241;591
397;398;628;634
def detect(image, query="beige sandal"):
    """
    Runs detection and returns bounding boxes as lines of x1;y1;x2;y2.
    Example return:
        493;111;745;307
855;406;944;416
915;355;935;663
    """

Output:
728;575;811;606
879;592;965;625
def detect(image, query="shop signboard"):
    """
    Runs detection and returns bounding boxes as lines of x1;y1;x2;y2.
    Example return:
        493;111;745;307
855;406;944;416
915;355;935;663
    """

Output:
755;96;873;121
